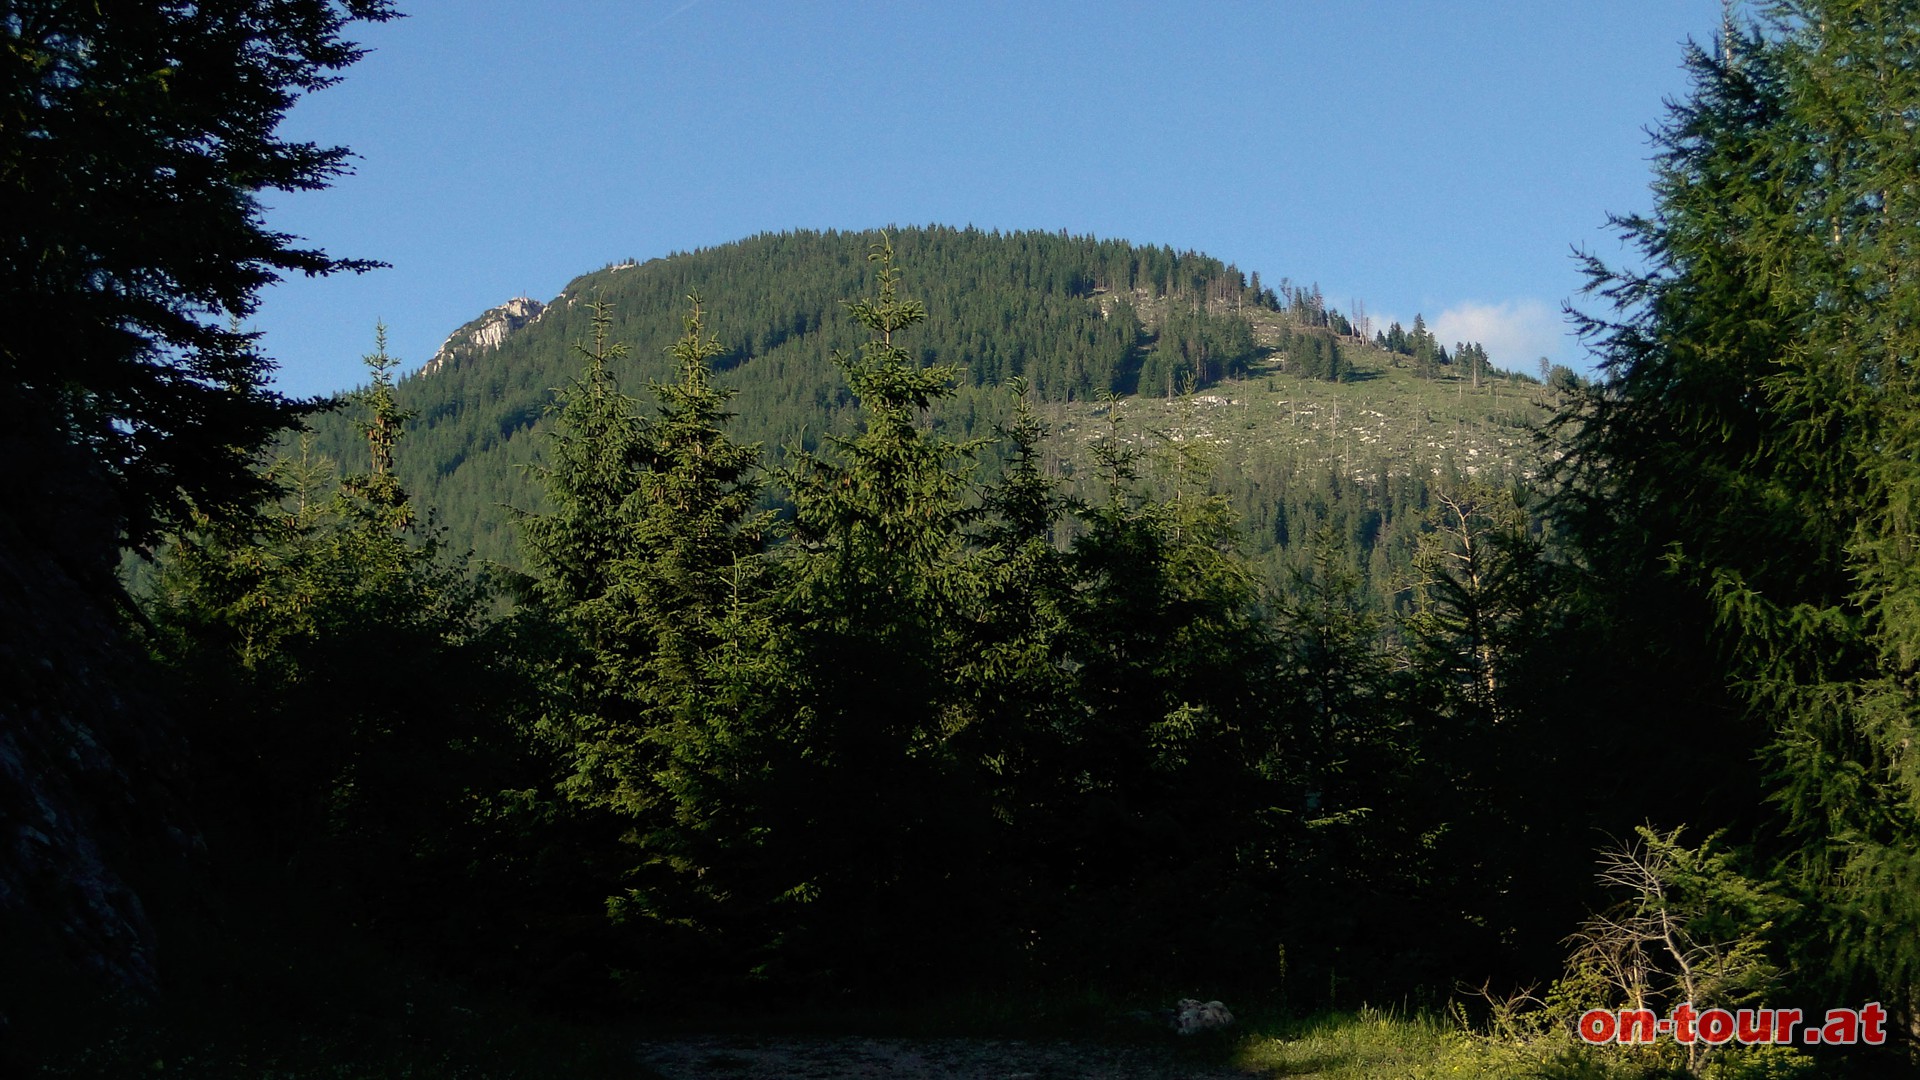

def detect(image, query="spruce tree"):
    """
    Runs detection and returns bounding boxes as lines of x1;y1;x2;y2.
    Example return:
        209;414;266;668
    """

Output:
774;236;990;974
624;295;770;726
613;297;778;929
516;301;655;809
1268;537;1404;988
518;302;649;620
954;377;1080;883
1045;402;1275;981
3;0;398;549
1557;1;1920;1010
0;0;396;999
145;329;506;920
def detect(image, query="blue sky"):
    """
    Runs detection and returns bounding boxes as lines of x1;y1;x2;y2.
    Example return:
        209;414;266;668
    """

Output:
260;1;1723;398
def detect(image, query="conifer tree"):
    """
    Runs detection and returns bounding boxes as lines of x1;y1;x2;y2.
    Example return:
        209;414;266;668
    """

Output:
1558;1;1920;1009
516;293;788;981
344;323;418;530
1044;402;1275;978
518;302;649;623
624;295;771;729
1;1;397;998
612;297;779;927
1268;537;1405;984
516;301;655;809
2;0;398;550
1406;483;1529;724
954;377;1079;860
145;329;503;912
774;236;990;972
780;236;986;679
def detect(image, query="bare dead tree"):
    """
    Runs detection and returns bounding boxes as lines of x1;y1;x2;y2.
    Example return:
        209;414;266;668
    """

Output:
1565;827;1783;1074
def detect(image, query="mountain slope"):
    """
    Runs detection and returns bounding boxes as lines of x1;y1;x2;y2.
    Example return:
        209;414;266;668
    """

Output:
302;226;1559;589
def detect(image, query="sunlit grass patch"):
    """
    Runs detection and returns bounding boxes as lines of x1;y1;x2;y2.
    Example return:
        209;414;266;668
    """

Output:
1232;1006;1535;1078
1228;1006;1821;1080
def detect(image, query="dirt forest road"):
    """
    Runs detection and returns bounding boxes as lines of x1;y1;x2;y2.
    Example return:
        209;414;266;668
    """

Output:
636;1034;1268;1080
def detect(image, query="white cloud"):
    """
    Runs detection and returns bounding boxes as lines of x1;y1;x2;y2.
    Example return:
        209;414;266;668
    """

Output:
1432;299;1570;373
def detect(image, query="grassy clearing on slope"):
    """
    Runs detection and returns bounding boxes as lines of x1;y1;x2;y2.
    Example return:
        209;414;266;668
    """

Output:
1046;342;1562;489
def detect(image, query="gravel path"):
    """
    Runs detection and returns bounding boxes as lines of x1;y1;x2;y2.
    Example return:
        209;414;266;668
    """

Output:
636;1034;1266;1080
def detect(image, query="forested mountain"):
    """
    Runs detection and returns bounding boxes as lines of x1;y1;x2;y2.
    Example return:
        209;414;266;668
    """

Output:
303;226;1549;602
25;2;1920;1076
235;233;1605;1023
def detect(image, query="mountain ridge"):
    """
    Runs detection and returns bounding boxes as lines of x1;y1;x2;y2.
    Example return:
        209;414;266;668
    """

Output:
300;226;1556;596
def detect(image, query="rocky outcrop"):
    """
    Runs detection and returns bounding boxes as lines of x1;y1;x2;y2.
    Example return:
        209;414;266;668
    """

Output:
0;399;191;1008
420;296;547;375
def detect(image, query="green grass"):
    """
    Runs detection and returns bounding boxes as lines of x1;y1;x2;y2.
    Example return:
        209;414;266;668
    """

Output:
1226;1006;1821;1080
1229;1007;1541;1079
19;989;1839;1080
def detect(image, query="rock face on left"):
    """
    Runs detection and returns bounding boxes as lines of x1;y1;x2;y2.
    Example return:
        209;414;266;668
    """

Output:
421;296;547;376
0;414;193;1011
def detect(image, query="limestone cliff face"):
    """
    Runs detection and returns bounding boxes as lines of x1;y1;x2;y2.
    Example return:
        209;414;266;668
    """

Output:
421;296;547;375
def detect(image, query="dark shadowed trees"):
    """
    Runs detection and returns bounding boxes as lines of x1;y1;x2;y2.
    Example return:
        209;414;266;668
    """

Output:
1556;0;1920;1013
2;0;398;549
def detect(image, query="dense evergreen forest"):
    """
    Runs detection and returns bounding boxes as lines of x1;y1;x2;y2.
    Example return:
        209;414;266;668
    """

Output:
301;226;1540;614
300;228;1286;568
8;2;1920;1078
170;239;1587;1005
